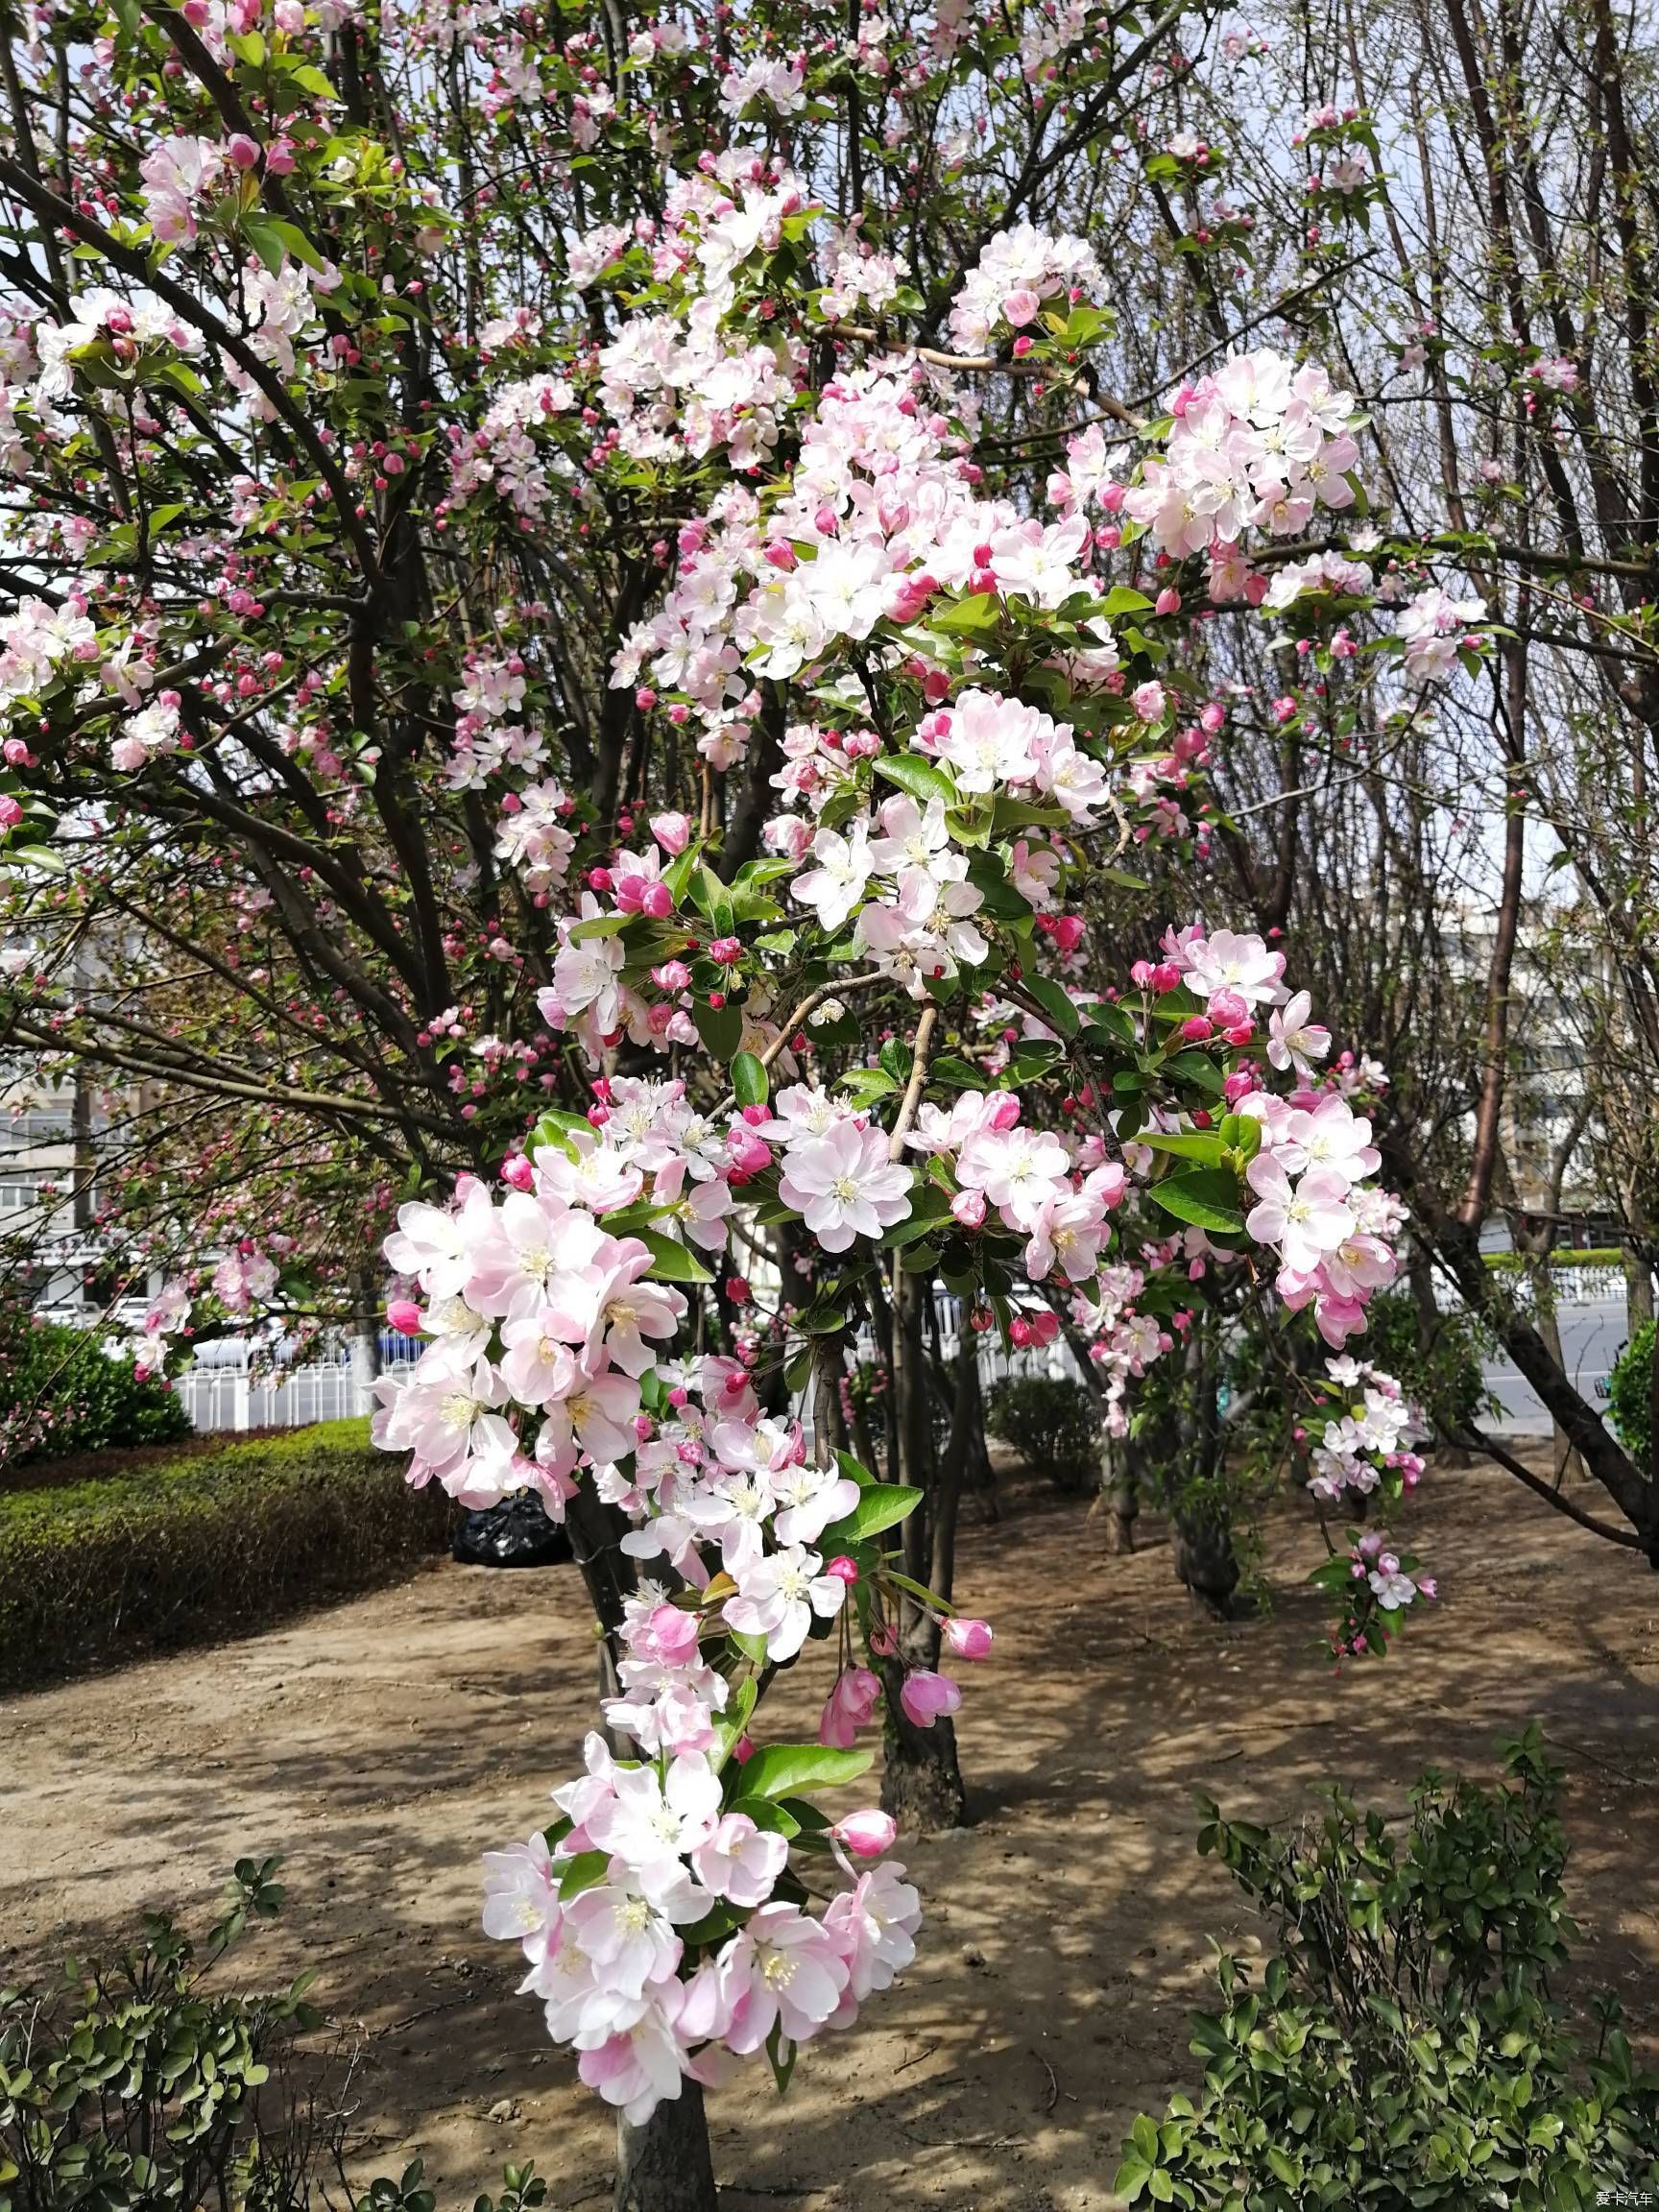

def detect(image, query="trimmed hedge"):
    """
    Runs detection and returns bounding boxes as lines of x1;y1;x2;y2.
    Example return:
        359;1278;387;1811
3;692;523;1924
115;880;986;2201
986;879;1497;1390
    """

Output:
0;1420;450;1693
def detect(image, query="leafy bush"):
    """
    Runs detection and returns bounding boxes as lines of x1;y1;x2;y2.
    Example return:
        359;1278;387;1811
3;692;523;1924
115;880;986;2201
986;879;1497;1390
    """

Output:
986;1373;1099;1496
1118;1726;1659;2208
0;1858;336;2212
1;1318;190;1470
0;1421;450;1692
0;1859;547;2212
1607;1320;1653;1474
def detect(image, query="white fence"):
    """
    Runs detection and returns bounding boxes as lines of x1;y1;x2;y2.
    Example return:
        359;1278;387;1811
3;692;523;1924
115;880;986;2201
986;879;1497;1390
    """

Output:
177;1361;374;1433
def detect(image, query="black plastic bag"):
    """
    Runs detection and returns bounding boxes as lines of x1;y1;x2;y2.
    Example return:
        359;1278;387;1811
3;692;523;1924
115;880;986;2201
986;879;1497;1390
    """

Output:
451;1492;571;1569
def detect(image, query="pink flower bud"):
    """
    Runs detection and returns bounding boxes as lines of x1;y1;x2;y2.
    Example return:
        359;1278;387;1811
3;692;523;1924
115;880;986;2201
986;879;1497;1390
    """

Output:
951;1189;988;1229
1001;287;1042;326
1200;700;1226;733
1049;914;1085;952
831;1810;897;1857
824;1555;859;1584
639;880;674;919
501;1153;535;1190
650;810;691;855
1208;987;1249;1026
387;1299;422;1334
226;132;261;170
942;1617;995;1661
652;959;691;990
1154;587;1182;615
899;1670;962;1728
0;795;21;830
1011;334;1035;357
1181;1015;1214;1041
724;1275;751;1306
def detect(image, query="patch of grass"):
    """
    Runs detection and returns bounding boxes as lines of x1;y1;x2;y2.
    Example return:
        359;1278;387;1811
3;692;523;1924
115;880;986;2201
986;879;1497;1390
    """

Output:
0;1420;450;1694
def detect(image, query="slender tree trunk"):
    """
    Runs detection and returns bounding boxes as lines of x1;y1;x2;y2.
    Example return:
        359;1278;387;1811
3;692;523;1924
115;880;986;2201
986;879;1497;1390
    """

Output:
1099;1429;1137;1552
1166;1318;1240;1616
615;2083;717;2212
1624;1242;1654;1331
878;1266;967;1832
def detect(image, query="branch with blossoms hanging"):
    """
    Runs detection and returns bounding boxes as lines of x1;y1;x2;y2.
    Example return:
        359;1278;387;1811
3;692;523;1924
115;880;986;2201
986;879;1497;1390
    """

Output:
362;304;1432;2124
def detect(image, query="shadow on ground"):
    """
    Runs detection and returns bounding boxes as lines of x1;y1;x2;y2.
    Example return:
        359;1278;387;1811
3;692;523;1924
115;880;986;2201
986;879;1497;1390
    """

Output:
6;1452;1658;2211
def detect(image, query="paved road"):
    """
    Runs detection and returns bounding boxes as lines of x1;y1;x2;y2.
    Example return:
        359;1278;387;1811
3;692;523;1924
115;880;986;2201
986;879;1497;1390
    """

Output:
1484;1297;1632;1436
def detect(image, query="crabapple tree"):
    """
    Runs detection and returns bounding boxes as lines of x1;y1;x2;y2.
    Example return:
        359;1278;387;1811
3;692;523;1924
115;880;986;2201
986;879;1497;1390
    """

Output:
0;0;1454;2201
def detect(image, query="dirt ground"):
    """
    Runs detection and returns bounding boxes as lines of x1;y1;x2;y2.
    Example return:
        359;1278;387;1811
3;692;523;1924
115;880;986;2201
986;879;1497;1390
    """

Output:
5;1453;1659;2212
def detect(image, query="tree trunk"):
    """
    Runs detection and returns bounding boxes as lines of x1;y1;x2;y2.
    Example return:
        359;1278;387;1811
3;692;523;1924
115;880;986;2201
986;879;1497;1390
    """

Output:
1624;1242;1654;1332
879;1641;968;1831
614;2081;717;2212
878;1266;968;1832
1166;1318;1240;1615
1099;1429;1137;1553
349;1262;381;1400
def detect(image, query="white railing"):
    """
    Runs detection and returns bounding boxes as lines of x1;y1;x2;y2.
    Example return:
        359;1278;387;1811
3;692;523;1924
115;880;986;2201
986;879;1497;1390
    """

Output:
176;1361;374;1433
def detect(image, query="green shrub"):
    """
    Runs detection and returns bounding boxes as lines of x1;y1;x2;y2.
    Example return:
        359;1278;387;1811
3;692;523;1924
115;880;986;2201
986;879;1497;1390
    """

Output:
0;1421;450;1693
1117;1726;1659;2208
1607;1319;1653;1474
0;1858;547;2212
1;1319;191;1469
986;1373;1099;1496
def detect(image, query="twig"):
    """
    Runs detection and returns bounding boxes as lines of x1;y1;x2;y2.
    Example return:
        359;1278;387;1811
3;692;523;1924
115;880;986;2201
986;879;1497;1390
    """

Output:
888;1003;940;1160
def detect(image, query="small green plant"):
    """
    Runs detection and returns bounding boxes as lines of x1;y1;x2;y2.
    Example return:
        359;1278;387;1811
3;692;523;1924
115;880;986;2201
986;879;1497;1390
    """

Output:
0;1861;547;2212
1;1317;190;1471
1606;1319;1653;1474
986;1373;1099;1496
0;1858;335;2212
1117;1726;1659;2208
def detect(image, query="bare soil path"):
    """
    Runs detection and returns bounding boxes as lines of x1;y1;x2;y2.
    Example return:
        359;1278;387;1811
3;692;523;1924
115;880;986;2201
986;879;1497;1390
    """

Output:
5;1455;1658;2211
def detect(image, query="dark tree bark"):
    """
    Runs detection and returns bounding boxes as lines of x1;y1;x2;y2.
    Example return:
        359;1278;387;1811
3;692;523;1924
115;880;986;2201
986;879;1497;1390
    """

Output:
1099;1430;1138;1553
614;2083;718;2212
877;1267;968;1831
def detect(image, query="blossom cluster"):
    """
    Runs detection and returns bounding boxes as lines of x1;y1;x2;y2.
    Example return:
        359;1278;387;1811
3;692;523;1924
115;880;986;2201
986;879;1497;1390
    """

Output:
372;1140;992;2124
1123;350;1360;560
1305;1356;1426;1503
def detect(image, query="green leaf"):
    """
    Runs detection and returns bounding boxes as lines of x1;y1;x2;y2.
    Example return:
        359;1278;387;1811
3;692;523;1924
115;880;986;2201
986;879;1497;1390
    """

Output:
965;855;1034;920
694;863;736;938
694;998;743;1061
1147;1167;1245;1236
732;1049;769;1107
1138;1131;1227;1164
874;753;958;808
730;1743;874;1801
1023;974;1080;1037
819;1484;923;1546
1100;586;1155;616
636;1227;714;1283
556;1851;611;1900
1161;1048;1225;1094
928;591;1000;634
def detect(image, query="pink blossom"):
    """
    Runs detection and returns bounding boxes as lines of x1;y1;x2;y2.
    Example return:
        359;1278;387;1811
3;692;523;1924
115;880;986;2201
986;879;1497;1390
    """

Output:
899;1670;962;1728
